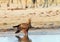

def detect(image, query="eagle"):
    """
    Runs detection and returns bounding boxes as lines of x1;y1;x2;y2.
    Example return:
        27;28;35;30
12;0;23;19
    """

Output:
13;18;32;35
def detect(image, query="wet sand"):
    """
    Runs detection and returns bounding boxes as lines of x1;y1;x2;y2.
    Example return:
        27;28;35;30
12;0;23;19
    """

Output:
0;28;60;37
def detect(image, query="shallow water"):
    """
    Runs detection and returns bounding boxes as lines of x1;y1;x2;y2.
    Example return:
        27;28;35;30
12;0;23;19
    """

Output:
0;35;60;42
0;29;60;42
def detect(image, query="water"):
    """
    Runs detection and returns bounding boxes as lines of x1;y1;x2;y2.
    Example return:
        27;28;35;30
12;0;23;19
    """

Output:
0;29;60;42
0;35;60;42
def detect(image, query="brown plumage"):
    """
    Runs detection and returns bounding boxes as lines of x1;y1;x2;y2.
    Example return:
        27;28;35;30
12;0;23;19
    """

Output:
13;18;32;35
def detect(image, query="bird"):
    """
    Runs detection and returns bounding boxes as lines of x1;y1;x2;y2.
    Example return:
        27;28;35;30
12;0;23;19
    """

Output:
13;18;32;35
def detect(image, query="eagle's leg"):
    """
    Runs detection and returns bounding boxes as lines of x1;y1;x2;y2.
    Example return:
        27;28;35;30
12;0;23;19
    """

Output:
22;29;28;35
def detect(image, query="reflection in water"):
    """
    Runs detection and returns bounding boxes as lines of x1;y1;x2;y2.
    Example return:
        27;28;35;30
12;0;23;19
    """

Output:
1;35;60;42
16;35;32;42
